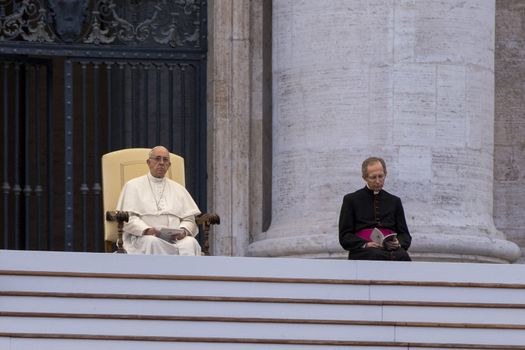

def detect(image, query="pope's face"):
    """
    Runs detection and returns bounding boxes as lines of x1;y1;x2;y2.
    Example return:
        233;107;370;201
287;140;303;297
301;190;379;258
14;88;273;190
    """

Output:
364;161;385;192
147;148;171;178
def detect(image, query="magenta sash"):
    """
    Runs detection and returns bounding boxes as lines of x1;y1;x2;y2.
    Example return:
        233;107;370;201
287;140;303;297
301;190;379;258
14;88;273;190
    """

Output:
356;228;394;241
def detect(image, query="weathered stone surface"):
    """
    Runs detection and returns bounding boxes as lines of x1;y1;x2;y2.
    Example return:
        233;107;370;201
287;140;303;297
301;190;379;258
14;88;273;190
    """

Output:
208;0;251;256
207;0;525;263
494;0;525;262
208;0;272;256
247;0;520;262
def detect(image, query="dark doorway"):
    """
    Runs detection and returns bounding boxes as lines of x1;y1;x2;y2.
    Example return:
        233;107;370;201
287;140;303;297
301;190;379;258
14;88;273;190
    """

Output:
0;0;207;252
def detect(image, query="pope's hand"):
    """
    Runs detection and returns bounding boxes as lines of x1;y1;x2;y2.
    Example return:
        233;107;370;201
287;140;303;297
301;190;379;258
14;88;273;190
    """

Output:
174;230;187;240
143;228;160;236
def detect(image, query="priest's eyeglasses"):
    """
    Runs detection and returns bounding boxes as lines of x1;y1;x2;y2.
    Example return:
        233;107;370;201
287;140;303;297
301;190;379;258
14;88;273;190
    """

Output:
149;156;171;163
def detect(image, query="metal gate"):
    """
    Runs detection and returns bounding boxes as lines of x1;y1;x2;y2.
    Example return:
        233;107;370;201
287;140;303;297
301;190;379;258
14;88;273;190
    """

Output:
0;0;207;252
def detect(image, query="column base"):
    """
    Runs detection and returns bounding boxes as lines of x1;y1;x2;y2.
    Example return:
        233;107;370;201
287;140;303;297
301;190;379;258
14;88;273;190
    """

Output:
409;232;521;263
247;228;521;263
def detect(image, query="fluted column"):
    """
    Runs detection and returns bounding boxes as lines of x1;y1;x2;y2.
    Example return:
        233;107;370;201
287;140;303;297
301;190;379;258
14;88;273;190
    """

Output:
247;0;521;263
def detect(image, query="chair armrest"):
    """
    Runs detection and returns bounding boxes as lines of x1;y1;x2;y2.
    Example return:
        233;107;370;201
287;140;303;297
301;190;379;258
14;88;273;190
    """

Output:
105;211;129;254
196;213;220;256
105;210;220;256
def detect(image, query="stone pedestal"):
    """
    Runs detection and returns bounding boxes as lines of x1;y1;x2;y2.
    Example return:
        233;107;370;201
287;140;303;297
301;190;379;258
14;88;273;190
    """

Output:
247;0;521;263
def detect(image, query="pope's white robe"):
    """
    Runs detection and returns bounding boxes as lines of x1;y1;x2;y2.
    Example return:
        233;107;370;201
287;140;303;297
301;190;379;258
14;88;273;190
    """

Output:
116;173;202;255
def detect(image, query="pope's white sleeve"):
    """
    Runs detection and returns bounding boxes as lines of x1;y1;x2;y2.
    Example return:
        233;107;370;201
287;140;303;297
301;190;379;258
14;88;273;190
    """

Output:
179;215;198;237
123;214;150;236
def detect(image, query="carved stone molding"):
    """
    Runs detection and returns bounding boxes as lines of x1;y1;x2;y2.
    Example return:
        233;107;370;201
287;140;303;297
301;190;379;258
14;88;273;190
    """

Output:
48;0;89;43
84;0;202;48
0;0;204;49
0;0;54;42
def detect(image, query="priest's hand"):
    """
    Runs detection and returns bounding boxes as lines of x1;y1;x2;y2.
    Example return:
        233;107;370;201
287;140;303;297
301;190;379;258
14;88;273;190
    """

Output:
383;237;400;251
365;242;382;249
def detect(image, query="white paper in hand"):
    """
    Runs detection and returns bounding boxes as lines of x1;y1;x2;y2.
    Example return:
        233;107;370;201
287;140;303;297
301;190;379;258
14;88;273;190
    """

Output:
158;228;185;243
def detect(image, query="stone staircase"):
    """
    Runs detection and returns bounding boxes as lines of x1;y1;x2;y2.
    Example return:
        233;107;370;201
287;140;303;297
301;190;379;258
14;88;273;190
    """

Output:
1;249;525;349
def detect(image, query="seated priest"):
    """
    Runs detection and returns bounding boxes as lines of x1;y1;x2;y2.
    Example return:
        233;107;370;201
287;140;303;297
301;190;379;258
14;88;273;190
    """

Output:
116;146;202;255
338;156;412;261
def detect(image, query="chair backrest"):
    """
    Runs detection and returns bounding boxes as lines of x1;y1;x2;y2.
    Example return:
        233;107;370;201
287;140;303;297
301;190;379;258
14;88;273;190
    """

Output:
101;148;185;243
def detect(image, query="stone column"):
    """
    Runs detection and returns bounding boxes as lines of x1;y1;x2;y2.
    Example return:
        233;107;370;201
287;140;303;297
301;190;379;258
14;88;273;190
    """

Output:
207;0;251;256
207;0;272;256
247;0;521;263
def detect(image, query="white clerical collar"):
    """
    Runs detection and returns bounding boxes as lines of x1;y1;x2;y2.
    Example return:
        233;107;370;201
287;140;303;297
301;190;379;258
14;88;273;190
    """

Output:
366;184;380;195
147;172;165;184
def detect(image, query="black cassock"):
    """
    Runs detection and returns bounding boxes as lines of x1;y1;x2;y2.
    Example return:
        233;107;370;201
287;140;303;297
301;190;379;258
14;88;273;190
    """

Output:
339;186;412;261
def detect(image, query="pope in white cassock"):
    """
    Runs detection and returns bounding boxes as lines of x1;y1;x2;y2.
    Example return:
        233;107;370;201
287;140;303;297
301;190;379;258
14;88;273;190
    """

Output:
116;146;202;255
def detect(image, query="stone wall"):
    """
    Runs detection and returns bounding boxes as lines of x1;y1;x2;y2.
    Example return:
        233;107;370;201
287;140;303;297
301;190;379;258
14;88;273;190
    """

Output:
246;0;520;262
207;0;272;256
494;0;525;263
208;0;525;263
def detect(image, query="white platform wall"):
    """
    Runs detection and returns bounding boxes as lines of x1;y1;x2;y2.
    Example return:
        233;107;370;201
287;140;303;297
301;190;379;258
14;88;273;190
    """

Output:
1;250;525;349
